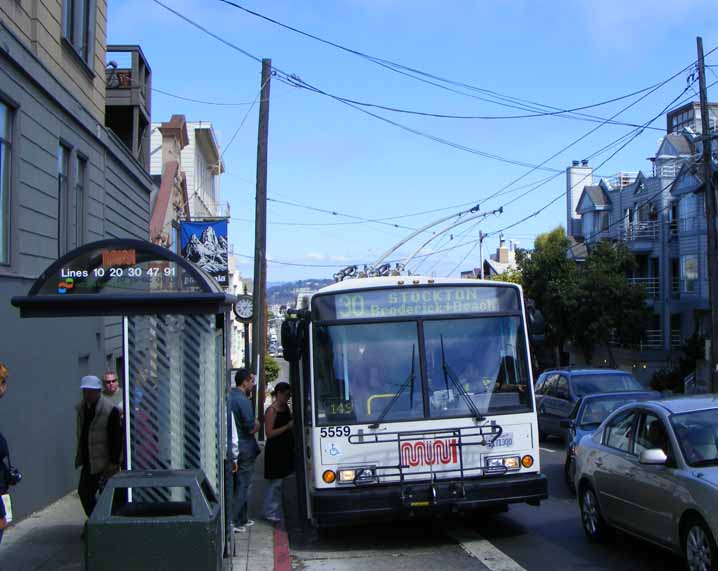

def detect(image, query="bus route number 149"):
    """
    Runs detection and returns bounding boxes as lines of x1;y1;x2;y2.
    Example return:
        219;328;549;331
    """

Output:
320;426;351;438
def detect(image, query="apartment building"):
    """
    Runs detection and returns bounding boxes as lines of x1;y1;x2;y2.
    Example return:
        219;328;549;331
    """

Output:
150;120;226;218
0;2;153;517
568;103;718;378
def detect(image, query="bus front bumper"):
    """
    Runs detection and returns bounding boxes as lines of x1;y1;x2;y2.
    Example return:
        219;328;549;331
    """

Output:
311;472;548;527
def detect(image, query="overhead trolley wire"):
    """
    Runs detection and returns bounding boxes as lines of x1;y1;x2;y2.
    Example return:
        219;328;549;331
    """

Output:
215;0;667;131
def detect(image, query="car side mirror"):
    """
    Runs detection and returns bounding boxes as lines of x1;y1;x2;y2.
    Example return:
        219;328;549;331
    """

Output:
639;448;668;465
560;419;574;429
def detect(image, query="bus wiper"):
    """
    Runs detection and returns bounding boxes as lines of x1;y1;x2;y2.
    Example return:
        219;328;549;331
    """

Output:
441;335;485;422
369;345;415;429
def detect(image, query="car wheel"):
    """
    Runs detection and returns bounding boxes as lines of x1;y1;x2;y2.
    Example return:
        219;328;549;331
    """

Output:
564;457;576;494
683;516;717;571
579;484;607;541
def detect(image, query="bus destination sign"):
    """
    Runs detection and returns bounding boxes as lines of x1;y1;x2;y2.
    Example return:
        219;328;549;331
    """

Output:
322;286;519;321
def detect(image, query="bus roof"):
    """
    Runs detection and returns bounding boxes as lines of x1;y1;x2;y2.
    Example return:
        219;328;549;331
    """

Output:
314;276;523;297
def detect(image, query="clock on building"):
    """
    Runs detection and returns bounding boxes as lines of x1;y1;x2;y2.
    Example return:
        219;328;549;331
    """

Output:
234;294;254;321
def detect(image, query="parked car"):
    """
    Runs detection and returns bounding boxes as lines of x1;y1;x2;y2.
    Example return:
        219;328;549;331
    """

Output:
574;396;718;570
534;369;644;441
561;390;660;492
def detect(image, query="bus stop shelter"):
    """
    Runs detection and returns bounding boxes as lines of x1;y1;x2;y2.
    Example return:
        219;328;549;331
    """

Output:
11;238;237;553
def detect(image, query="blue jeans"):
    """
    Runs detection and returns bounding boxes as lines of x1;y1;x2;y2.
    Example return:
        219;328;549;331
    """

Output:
232;449;256;526
263;478;283;521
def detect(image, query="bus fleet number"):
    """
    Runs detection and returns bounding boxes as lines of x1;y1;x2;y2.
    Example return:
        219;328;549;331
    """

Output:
320;426;351;438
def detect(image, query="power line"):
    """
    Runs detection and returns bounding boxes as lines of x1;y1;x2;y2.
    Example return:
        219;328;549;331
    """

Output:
214;0;669;131
484;83;697;242
152;87;267;106
222;76;271;157
149;0;567;174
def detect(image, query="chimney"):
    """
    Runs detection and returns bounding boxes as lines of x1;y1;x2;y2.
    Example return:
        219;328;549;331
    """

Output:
497;238;509;264
566;160;594;239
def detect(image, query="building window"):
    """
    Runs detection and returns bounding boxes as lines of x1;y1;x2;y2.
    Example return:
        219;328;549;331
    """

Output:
0;102;11;265
57;144;70;255
62;0;93;65
72;155;87;247
681;255;698;293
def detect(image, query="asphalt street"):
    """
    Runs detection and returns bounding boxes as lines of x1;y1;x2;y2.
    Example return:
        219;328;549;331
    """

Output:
276;348;683;571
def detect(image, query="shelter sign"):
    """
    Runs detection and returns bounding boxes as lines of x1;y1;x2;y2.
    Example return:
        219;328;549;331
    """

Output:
180;220;229;287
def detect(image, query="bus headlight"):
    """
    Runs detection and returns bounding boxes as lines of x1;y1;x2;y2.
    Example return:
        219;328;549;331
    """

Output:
521;455;534;468
486;456;520;472
322;470;336;484
338;466;376;485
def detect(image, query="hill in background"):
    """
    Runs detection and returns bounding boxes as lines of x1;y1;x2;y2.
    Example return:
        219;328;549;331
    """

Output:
267;278;334;306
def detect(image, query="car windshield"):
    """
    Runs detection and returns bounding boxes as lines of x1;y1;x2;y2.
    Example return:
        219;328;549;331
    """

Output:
423;316;532;417
313;322;422;425
670;408;718;467
572;374;643;398
578;394;653;428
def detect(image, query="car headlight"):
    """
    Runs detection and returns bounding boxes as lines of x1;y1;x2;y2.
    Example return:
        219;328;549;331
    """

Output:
486;455;521;472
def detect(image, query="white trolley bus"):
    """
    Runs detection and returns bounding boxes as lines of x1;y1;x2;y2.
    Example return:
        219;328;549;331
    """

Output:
281;276;547;527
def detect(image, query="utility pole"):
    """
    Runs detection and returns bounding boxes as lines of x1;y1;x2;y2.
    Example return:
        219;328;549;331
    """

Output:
697;37;718;393
252;58;271;418
478;231;486;279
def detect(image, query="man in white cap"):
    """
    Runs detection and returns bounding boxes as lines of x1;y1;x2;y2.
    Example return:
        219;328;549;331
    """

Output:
75;375;123;518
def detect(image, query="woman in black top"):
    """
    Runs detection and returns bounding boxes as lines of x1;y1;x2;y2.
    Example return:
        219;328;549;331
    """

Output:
263;381;294;523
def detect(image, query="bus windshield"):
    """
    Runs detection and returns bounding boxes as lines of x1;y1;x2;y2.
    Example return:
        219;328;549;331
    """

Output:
312;315;532;426
423;316;532;417
313;322;423;425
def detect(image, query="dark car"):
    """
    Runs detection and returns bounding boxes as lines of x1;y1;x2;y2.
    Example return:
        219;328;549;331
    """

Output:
561;390;660;492
534;369;644;442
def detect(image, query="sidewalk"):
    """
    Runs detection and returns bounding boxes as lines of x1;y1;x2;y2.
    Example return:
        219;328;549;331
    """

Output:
0;452;284;570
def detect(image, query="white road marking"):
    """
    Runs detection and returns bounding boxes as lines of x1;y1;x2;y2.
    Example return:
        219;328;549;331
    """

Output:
448;526;528;571
540;446;560;453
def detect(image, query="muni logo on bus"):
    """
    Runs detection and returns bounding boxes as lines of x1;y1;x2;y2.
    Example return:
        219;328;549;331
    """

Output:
401;438;458;468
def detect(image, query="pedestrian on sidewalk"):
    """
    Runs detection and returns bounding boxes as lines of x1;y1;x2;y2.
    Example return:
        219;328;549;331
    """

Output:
101;370;123;415
75;375;122;519
230;368;260;533
0;362;22;545
263;381;294;524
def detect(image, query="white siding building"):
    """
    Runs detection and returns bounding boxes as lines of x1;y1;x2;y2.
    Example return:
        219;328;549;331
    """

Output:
151;120;225;217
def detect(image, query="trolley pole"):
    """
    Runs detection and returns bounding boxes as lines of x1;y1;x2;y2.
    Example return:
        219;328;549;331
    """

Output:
252;58;272;420
478;231;486;279
697;37;718;393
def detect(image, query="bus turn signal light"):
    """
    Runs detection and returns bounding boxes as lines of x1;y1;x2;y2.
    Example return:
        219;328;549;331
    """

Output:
322;470;336;484
521;455;534;468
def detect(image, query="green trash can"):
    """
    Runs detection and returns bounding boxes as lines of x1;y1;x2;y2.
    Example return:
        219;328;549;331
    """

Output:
85;469;222;571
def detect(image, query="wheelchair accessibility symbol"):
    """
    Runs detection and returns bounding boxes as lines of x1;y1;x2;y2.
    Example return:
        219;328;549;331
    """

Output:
328;443;342;457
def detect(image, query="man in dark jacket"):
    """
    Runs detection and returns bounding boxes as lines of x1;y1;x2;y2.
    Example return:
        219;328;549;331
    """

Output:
75;375;123;517
230;368;259;533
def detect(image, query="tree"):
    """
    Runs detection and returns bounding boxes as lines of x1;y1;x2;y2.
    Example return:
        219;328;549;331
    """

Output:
517;227;579;365
572;241;651;364
265;352;281;384
490;267;523;286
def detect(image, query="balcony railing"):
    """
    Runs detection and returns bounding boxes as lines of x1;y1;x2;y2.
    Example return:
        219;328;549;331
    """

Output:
671;330;682;349
622;221;658;241
640;329;663;350
630;277;659;298
653;164;679;178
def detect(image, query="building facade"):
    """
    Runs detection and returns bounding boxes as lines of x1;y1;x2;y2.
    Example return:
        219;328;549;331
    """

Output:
568;104;717;381
150;120;226;219
0;1;153;518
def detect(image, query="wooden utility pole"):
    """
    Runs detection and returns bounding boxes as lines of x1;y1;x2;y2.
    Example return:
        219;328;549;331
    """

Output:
697;37;718;393
252;58;272;418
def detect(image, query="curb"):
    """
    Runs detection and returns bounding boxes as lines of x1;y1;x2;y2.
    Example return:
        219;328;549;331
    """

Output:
274;524;291;571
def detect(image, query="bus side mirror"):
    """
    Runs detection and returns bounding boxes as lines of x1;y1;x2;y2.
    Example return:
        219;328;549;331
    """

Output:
281;318;304;362
526;303;545;345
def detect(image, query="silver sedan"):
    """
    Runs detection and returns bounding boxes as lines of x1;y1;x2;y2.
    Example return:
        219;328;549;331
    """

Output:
574;396;718;571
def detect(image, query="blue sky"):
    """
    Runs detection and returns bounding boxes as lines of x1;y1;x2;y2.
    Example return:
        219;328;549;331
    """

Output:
108;0;718;282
